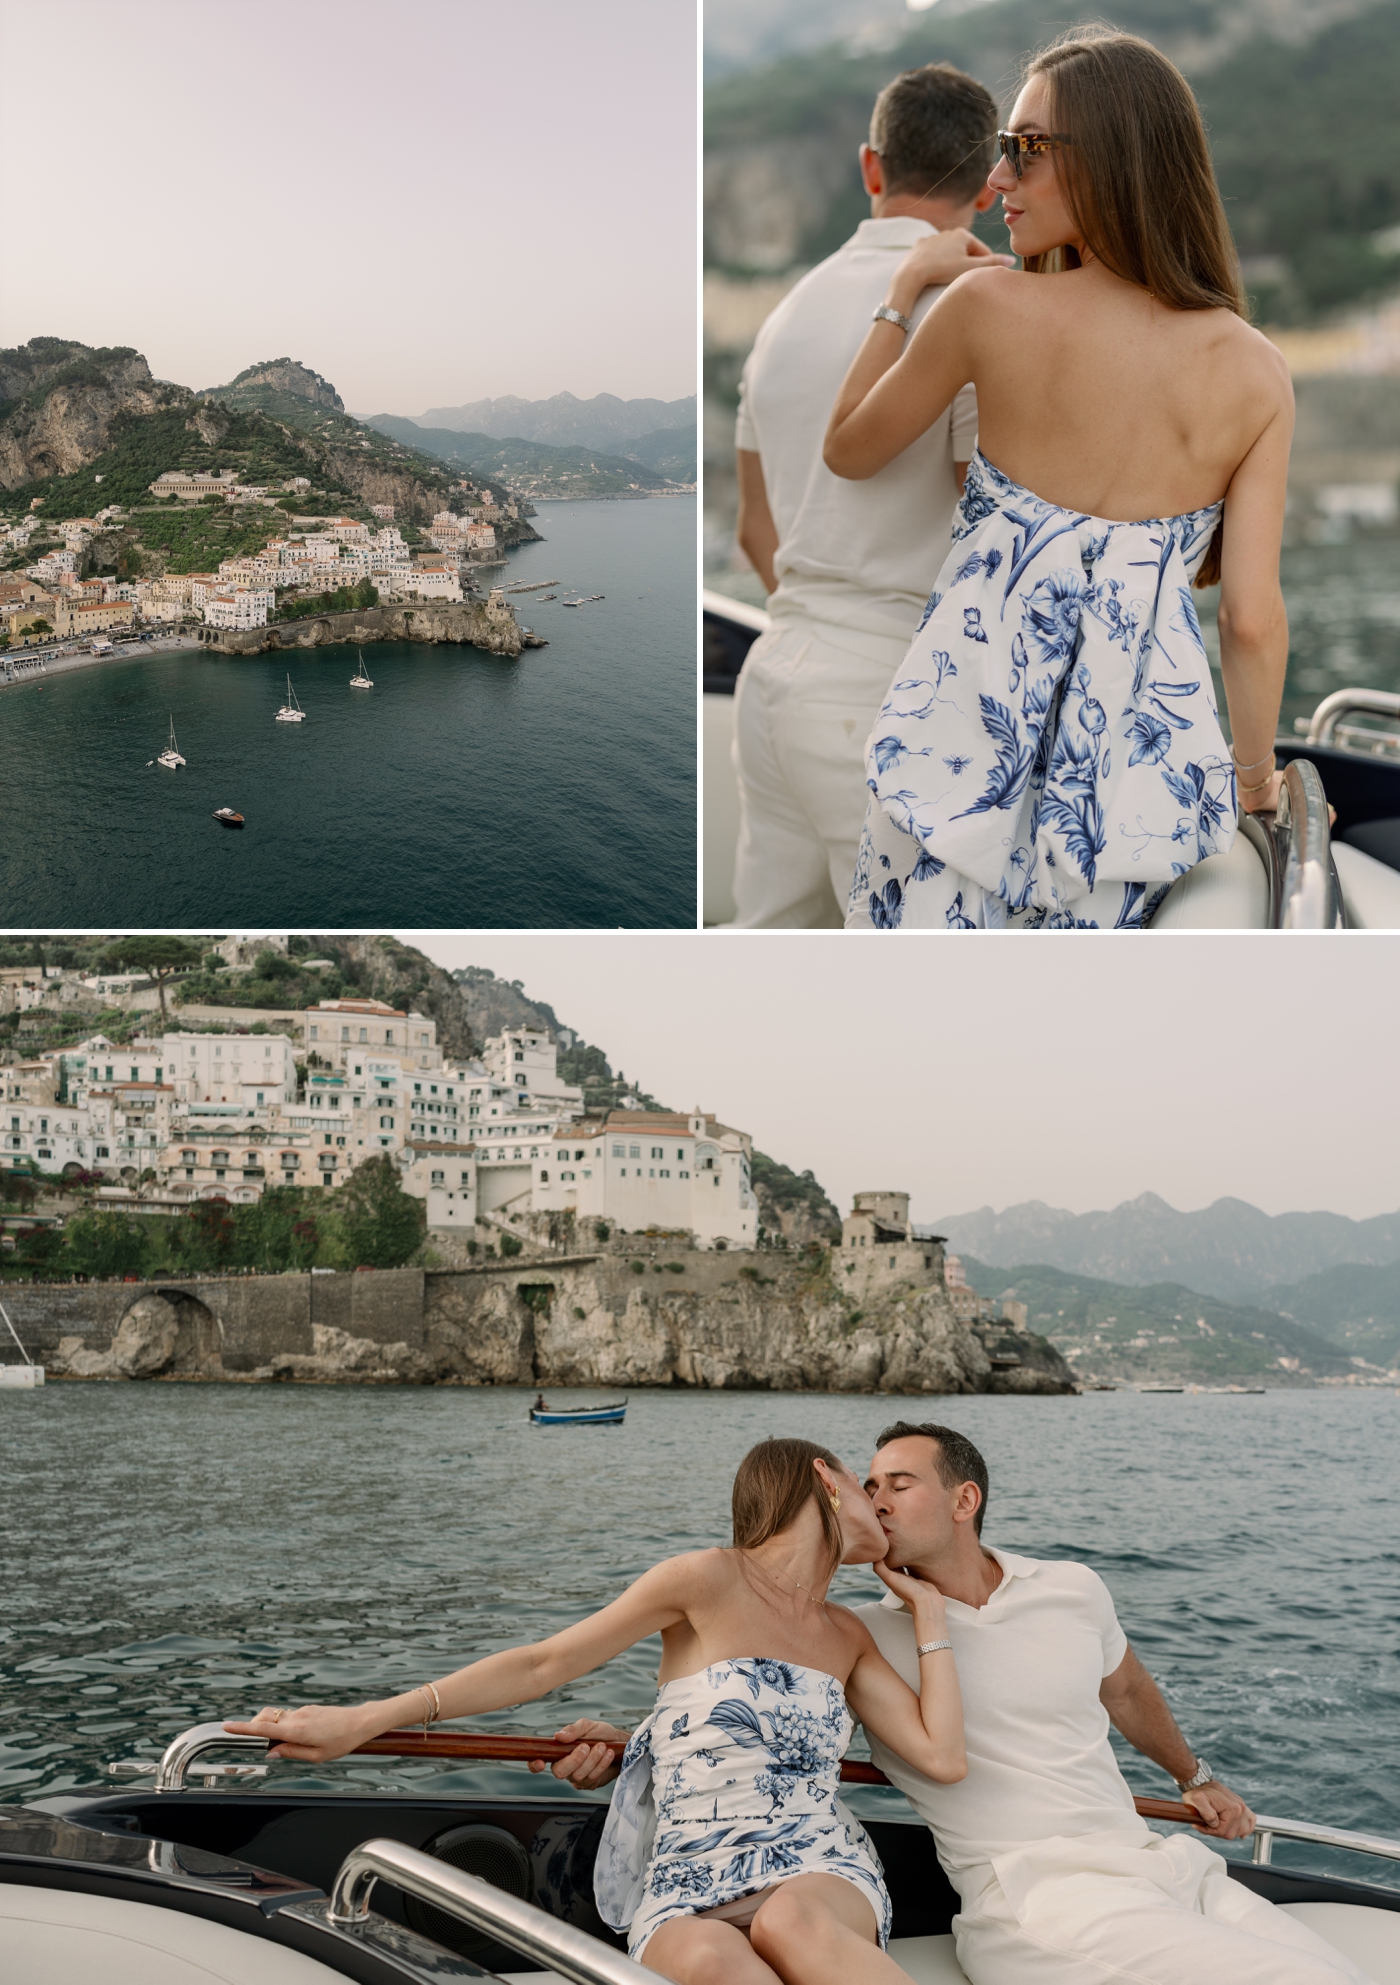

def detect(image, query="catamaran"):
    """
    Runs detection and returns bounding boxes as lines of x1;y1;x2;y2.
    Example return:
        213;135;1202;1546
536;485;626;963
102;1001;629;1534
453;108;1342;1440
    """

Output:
275;675;307;722
350;651;373;689
156;716;185;769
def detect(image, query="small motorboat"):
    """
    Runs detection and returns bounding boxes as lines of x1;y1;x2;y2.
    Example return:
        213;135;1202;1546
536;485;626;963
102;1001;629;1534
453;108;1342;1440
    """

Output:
212;808;244;828
529;1398;627;1425
275;674;306;722
3;1719;1394;1985
563;595;605;607
156;714;185;769
350;650;373;689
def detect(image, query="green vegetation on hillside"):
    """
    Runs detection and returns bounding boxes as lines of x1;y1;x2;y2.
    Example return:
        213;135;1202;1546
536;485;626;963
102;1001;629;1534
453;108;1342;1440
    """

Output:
1243;1262;1400;1368
5;405;329;521
274;577;379;621
750;1151;840;1238
957;1257;1353;1381
121;502;300;574
3;1159;423;1282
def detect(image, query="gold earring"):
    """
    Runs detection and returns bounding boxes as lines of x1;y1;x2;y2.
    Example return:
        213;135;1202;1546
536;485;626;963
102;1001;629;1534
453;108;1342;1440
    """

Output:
829;1492;841;1513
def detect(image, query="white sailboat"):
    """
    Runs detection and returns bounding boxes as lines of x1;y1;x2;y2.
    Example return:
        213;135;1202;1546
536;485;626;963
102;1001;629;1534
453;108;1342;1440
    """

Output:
275;675;306;722
350;650;373;689
156;716;186;769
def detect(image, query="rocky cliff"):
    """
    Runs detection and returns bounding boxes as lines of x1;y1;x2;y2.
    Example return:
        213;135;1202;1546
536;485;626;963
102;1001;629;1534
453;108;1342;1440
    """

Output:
0;339;190;488
200;358;344;411
27;1252;1077;1395
196;598;540;659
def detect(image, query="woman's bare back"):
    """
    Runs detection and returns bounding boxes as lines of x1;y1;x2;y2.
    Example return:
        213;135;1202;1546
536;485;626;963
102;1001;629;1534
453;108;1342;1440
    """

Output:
962;263;1290;521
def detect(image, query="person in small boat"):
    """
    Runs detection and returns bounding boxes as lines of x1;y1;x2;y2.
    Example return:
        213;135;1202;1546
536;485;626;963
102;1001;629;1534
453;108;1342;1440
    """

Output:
825;29;1294;930
542;1423;1372;1985
532;1391;547;1413
225;1437;968;1985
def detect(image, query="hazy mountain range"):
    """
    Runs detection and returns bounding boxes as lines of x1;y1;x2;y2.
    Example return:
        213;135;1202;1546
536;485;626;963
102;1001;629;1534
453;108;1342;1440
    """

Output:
407;392;697;453
705;0;1400;323
930;1194;1400;1302
366;415;696;492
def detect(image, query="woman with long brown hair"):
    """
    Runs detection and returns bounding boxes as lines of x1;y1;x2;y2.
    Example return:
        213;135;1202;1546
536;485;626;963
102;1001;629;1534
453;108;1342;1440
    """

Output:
824;29;1293;930
226;1438;965;1985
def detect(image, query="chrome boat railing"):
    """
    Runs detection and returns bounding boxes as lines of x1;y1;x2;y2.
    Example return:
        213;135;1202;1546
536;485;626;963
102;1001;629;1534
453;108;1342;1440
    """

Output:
1236;758;1346;929
1247;1814;1400;1868
1298;687;1400;758
321;1837;655;1984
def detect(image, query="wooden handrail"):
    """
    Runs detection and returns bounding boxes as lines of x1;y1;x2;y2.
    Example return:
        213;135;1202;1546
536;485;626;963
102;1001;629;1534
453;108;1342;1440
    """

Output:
350;1729;1204;1828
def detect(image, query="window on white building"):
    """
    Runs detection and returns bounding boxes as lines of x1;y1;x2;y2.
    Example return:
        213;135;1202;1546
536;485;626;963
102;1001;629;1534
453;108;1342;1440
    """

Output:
651;1146;663;1159
561;1170;575;1181
612;1144;625;1157
629;1145;640;1159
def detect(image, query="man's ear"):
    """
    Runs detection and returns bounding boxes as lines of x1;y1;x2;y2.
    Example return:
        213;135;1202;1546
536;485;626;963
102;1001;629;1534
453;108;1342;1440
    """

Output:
860;144;885;199
973;185;997;212
951;1480;982;1526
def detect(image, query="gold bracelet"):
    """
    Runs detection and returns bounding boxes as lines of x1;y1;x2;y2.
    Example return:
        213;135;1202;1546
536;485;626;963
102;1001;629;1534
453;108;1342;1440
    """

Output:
417;1682;441;1735
1231;746;1275;774
1237;769;1276;795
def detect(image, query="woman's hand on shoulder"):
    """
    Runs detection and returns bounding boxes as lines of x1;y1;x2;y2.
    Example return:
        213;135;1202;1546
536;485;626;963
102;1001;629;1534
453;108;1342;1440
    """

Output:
224;1702;379;1763
888;230;1016;312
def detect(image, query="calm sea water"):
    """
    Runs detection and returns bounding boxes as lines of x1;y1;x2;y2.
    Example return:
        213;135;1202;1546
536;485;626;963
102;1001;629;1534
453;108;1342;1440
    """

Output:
0;497;696;928
3;1385;1396;1889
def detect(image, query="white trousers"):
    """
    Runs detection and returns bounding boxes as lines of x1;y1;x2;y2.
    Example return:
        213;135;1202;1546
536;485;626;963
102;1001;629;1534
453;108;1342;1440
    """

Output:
729;612;909;929
952;1832;1373;1985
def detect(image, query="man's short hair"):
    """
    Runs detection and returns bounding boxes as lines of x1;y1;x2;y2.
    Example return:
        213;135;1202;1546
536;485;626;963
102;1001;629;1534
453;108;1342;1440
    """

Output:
875;1420;990;1536
869;63;999;205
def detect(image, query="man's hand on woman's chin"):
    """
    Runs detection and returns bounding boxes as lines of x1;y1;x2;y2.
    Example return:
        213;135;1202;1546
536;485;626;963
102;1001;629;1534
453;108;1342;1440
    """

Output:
527;1718;630;1789
1183;1779;1257;1840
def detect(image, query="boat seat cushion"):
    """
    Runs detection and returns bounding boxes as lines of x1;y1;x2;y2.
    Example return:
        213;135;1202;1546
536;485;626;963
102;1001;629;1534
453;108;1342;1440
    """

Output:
0;1882;341;1984
1148;829;1270;929
498;1938;971;1985
1280;1901;1400;1983
1332;840;1400;929
1339;815;1400;872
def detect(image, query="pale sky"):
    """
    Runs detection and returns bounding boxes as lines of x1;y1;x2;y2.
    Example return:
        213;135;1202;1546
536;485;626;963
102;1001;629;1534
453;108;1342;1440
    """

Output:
0;0;696;414
399;933;1400;1222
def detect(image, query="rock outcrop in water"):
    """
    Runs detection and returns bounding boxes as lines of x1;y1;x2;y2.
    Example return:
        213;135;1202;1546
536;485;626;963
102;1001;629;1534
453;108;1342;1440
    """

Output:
195;598;542;659
34;1251;1076;1394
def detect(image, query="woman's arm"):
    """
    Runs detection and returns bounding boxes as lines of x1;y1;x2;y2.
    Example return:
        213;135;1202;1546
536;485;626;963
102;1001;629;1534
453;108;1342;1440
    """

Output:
224;1554;702;1763
824;257;1006;482
841;1569;966;1784
1215;367;1294;813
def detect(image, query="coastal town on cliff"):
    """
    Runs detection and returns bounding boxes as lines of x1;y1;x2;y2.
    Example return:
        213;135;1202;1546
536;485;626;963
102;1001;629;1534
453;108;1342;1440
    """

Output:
0;346;695;669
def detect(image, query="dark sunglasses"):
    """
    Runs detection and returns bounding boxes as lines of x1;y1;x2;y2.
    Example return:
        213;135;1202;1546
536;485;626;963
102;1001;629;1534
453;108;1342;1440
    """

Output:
996;130;1074;178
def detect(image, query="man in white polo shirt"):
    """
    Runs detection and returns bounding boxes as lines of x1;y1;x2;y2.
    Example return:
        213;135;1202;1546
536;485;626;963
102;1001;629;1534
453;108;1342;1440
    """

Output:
727;63;1009;927
857;1422;1370;1983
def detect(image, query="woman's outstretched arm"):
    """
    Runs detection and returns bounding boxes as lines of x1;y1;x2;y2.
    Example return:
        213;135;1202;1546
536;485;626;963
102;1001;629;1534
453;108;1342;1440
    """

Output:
1215;356;1294;813
841;1566;966;1784
823;250;1008;482
224;1554;699;1763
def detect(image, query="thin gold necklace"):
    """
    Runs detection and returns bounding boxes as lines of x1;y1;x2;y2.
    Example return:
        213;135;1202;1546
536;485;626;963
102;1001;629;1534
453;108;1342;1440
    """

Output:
743;1549;827;1610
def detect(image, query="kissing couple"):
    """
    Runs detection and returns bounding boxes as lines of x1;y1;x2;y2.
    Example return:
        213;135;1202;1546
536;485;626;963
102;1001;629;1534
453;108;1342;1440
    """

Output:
228;1426;1366;1983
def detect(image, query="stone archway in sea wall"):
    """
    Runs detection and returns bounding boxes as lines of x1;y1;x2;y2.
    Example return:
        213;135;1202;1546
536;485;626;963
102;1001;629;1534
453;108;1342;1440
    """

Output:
114;1289;226;1376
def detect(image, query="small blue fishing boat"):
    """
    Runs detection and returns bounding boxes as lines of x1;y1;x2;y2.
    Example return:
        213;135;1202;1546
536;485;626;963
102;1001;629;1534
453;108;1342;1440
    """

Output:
528;1397;626;1426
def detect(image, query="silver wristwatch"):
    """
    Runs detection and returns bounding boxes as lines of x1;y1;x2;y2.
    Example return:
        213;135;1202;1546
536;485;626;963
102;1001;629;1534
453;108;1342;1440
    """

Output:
1176;1758;1214;1793
872;304;913;334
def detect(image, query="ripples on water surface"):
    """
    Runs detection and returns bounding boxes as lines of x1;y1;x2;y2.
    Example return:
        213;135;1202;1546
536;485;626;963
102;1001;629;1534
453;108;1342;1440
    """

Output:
0;497;695;927
3;1386;1397;1889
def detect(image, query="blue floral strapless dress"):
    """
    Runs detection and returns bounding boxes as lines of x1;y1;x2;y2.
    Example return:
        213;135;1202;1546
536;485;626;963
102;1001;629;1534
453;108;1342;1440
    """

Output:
846;450;1234;930
593;1658;890;1958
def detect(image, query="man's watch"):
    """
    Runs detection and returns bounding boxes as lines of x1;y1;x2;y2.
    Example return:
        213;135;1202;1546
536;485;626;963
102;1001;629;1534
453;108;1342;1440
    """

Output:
1176;1758;1214;1793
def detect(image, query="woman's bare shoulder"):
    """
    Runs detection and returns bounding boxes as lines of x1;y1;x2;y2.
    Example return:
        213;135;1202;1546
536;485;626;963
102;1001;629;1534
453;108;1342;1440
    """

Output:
1205;311;1294;403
